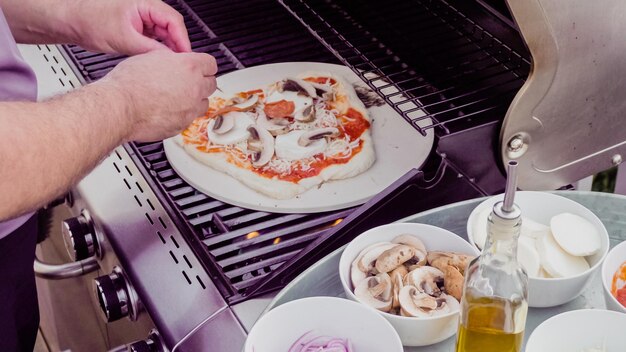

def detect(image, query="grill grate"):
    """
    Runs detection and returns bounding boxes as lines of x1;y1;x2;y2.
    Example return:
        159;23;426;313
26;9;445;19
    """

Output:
60;0;529;302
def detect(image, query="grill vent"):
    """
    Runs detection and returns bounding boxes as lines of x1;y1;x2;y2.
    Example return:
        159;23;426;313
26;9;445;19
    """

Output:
110;149;207;290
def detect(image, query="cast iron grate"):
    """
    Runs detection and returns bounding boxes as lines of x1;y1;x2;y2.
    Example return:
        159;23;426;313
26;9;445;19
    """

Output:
60;0;528;302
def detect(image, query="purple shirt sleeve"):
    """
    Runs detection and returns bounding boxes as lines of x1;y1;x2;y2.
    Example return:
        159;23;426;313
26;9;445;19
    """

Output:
0;6;39;239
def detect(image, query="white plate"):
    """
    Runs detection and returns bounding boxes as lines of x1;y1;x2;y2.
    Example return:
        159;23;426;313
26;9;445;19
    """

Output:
525;309;626;352
164;62;434;213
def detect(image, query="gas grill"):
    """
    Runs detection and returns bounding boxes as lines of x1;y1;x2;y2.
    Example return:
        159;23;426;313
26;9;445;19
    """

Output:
22;0;598;350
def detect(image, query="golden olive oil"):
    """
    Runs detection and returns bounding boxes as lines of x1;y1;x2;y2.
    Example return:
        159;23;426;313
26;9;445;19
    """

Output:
455;295;526;352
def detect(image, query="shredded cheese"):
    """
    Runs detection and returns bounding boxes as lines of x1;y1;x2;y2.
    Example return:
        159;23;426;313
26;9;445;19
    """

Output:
262;158;292;176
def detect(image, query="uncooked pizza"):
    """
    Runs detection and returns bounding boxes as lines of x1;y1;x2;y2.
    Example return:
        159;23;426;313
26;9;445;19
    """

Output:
174;72;375;199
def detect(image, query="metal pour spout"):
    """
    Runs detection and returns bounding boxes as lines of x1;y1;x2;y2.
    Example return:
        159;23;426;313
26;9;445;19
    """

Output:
502;161;519;213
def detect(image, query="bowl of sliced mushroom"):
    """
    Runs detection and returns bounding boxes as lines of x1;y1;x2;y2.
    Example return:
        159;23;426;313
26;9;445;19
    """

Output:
338;223;479;346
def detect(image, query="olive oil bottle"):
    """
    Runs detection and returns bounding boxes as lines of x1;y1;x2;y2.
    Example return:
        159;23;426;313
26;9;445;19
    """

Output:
455;161;529;352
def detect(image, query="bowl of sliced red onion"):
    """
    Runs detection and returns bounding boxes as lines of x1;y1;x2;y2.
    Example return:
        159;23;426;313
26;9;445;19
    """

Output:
244;296;403;352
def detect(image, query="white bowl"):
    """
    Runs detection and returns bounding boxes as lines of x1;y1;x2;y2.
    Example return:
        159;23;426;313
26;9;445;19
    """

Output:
602;240;626;313
244;296;402;352
338;223;480;346
526;309;626;352
466;191;609;307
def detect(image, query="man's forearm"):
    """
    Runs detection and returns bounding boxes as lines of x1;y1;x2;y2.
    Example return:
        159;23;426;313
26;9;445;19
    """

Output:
0;0;80;44
0;81;131;220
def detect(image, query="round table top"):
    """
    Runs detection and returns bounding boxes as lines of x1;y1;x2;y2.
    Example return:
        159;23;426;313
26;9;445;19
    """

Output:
266;191;626;351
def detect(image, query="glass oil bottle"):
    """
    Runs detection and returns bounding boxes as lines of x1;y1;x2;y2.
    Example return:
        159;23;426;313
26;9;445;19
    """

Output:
455;161;529;352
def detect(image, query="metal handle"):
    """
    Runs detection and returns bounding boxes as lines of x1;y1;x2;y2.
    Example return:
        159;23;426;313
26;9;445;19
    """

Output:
34;254;99;280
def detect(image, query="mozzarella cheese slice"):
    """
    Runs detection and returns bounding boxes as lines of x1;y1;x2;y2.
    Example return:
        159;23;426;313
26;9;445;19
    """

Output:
521;217;550;240
207;111;255;145
275;130;327;161
266;90;313;115
518;236;541;278
536;231;590;278
550;213;601;256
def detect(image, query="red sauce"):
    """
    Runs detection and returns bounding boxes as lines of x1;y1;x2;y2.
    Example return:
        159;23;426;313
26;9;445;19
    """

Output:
304;76;337;85
237;89;265;100
341;108;370;140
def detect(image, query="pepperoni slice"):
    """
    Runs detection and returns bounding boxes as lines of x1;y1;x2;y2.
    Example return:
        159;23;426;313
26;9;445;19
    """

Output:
264;100;295;118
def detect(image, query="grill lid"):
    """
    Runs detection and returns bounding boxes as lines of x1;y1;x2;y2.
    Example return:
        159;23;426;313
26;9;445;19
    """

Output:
502;0;626;189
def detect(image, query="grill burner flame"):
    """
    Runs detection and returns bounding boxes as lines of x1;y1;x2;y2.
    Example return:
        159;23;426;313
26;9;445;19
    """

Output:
273;237;281;245
246;231;260;240
332;218;343;226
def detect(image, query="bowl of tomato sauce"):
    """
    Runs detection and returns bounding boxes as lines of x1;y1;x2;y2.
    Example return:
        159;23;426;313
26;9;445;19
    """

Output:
602;239;626;313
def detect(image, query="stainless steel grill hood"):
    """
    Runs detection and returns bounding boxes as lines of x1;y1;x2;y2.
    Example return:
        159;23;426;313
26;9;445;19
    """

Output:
502;0;626;189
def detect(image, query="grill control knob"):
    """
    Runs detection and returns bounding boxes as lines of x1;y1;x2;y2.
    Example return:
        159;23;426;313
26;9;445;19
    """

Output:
127;330;163;352
62;211;97;261
94;267;140;322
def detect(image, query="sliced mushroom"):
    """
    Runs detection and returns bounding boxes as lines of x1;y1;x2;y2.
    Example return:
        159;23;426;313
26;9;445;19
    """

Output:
294;104;316;122
354;273;393;312
297;127;339;147
398;286;438;318
392;234;427;254
212;114;235;135
357;243;398;276
444;265;465;301
282;78;316;97
207;111;255;145
350;242;393;288
256;112;289;135
390;266;407;310
233;94;259;111
399;286;458;318
375;245;416;273
405;266;445;297
310;82;334;100
431;294;460;317
427;251;475;275
391;235;428;270
246;124;275;168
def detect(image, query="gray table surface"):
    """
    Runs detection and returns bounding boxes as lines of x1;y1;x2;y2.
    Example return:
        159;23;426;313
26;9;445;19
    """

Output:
265;191;626;351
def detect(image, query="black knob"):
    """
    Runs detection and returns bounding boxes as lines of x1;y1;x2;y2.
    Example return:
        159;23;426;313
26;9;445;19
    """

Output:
62;213;96;261
127;330;162;352
94;270;130;322
127;341;151;352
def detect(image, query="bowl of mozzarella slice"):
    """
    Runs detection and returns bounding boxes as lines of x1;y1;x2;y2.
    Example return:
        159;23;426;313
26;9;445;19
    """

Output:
467;191;609;307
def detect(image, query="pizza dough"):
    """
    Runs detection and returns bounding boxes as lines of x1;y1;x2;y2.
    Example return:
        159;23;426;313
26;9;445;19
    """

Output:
175;72;376;199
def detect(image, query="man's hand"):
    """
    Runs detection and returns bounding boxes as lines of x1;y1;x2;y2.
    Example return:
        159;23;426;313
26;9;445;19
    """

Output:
99;50;217;142
0;49;217;219
72;0;192;55
1;0;191;55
